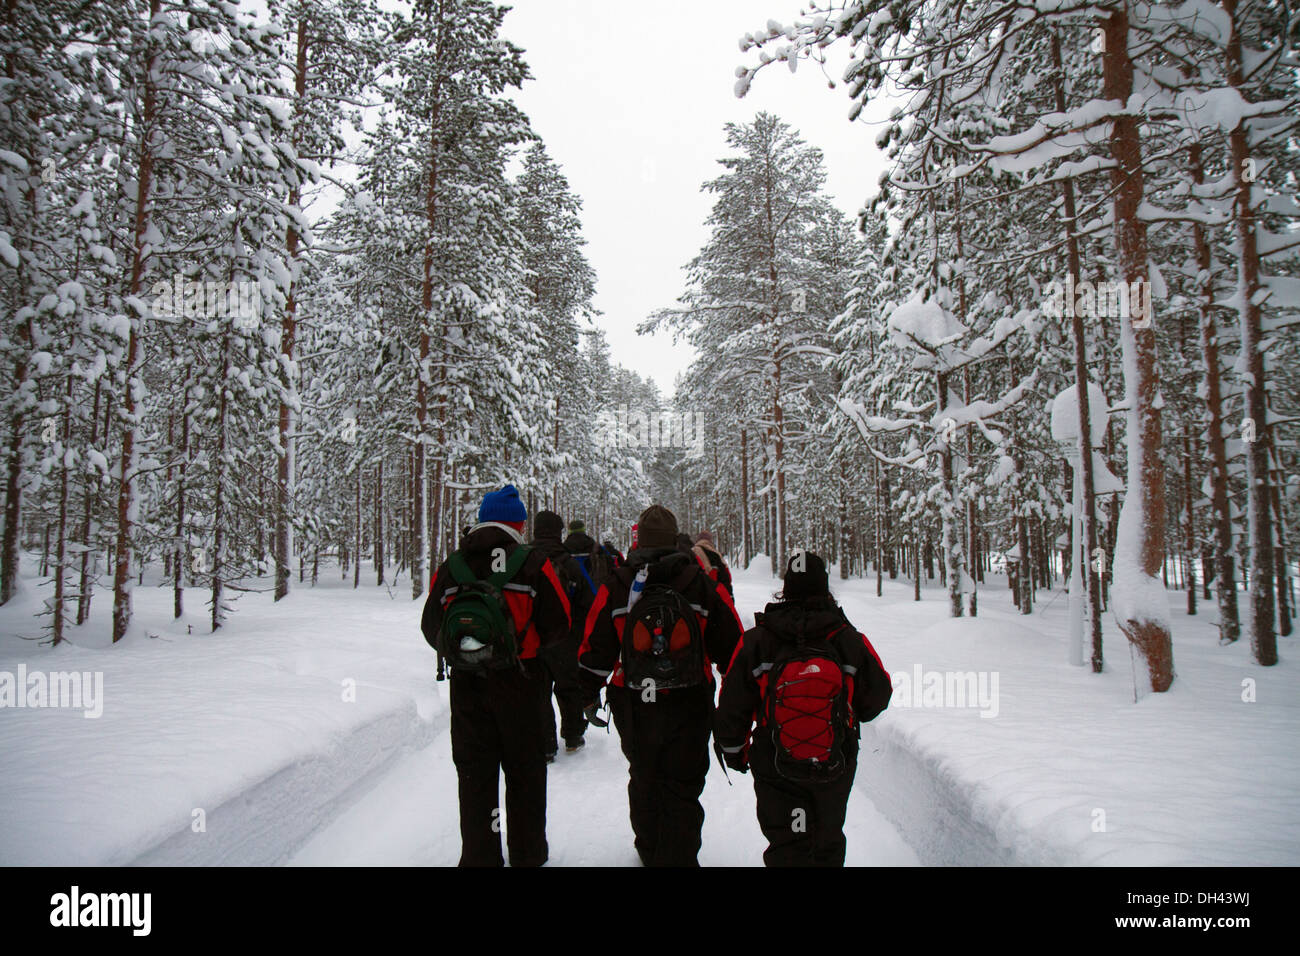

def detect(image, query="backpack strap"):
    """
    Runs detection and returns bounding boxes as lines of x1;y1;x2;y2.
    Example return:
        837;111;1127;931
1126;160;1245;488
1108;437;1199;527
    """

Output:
444;545;532;589
445;550;476;587
490;544;532;588
825;610;856;644
575;556;598;596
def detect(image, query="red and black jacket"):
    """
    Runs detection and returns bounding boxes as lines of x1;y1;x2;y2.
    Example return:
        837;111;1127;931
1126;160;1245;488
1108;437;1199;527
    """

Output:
578;546;743;698
714;598;891;760
421;523;571;664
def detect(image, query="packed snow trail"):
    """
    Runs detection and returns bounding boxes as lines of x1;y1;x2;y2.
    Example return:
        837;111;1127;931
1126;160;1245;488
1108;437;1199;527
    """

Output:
286;698;918;866
288;569;919;866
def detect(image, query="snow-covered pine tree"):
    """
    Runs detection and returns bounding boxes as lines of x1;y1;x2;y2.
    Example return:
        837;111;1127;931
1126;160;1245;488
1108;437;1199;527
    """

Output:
1;1;126;643
645;113;837;571
90;0;306;639
387;0;533;596
514;142;598;510
266;0;386;603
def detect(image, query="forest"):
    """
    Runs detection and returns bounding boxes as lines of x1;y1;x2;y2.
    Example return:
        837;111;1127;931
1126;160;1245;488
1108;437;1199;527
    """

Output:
2;0;1296;697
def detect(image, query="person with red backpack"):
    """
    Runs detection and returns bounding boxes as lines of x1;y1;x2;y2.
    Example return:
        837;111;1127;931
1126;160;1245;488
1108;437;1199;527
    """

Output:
421;484;572;867
578;504;744;867
714;550;892;866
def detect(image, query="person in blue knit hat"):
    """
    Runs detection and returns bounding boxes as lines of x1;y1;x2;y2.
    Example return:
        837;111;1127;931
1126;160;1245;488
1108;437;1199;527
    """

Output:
476;483;528;529
421;484;572;866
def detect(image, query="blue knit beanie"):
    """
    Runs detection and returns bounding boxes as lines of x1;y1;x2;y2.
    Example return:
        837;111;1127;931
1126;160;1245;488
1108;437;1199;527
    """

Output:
478;484;527;524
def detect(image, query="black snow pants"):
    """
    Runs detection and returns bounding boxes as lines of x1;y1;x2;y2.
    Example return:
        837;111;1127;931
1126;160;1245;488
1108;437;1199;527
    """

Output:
449;662;549;867
608;683;713;867
750;736;858;867
539;636;588;753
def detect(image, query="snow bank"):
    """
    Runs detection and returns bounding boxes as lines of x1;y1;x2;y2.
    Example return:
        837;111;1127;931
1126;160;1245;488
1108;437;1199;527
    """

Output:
0;561;443;865
838;584;1297;865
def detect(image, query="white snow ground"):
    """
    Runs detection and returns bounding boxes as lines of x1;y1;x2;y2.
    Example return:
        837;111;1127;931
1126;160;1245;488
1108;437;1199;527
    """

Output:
1;554;1295;866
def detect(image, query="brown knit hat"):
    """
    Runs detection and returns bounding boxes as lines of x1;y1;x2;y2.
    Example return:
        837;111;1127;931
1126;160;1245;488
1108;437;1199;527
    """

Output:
533;510;564;540
636;505;678;549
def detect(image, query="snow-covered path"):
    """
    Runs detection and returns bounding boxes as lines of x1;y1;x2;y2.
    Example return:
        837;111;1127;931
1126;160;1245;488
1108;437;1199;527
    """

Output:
287;571;919;866
285;703;918;866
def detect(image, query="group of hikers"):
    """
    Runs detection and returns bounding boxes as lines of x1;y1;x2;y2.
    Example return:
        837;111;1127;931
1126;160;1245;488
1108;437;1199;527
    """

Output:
419;484;893;867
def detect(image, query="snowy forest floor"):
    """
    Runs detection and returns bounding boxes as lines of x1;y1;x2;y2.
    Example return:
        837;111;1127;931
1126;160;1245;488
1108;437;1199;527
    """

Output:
0;553;1295;866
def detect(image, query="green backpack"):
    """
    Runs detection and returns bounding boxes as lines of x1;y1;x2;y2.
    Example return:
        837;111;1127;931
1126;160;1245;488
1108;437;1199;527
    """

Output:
436;545;533;673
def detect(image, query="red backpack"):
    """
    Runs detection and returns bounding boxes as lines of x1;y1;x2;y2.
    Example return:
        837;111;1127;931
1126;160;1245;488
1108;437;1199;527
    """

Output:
764;625;853;783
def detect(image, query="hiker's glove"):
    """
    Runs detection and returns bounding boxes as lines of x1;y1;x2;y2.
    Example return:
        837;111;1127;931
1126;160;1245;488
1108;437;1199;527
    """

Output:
722;748;749;774
583;688;608;728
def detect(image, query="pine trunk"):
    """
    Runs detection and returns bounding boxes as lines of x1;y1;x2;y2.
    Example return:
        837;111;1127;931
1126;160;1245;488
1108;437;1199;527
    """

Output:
913;522;921;602
1268;431;1291;636
1180;320;1197;617
77;379;102;625
1222;0;1276;665
874;456;883;596
740;427;751;568
1018;509;1033;615
51;367;73;644
210;327;231;633
174;381;188;620
938;371;962;618
1190;141;1237;642
353;469;361;589
111;0;161;642
1052;34;1104;670
0;312;31;606
1103;7;1173;690
375;459;384;586
413;5;446;601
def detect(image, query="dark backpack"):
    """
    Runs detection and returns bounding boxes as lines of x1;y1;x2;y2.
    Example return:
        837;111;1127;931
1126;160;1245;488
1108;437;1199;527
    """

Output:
764;623;853;783
546;551;580;601
573;547;610;596
435;545;532;673
620;561;705;692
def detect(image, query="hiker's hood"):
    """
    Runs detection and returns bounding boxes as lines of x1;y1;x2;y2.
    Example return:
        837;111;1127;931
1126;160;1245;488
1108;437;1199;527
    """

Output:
463;522;525;552
757;599;847;642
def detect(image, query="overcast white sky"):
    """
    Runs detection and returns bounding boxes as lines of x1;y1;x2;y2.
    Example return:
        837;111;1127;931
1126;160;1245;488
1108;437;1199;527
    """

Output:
498;0;889;397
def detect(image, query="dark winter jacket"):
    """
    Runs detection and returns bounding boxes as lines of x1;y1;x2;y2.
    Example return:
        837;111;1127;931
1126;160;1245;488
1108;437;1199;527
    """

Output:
565;531;613;589
535;531;590;644
714;598;891;764
564;530;597;556
421;522;572;664
578;546;744;698
533;533;585;599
